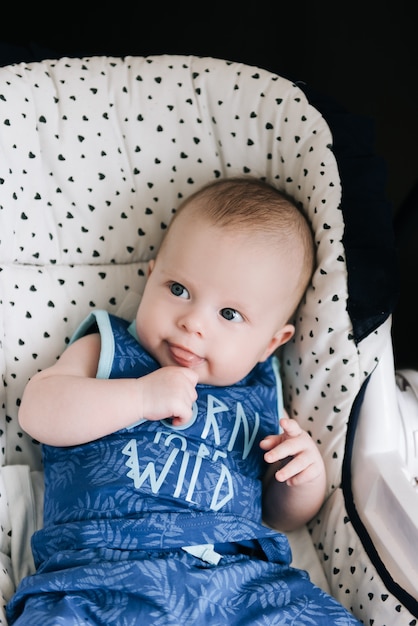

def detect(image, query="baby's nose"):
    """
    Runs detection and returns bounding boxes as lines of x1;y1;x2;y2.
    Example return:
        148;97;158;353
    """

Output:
178;309;204;336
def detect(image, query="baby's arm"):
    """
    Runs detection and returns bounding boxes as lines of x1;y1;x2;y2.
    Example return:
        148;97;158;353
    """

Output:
18;333;198;447
260;415;326;532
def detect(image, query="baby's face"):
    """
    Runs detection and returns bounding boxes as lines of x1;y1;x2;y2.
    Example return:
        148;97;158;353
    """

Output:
135;210;296;386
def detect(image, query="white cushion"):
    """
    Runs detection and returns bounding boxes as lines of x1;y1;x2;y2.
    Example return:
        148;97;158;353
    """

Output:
0;54;356;482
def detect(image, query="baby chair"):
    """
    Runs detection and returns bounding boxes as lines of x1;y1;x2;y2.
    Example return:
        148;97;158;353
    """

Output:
0;54;416;625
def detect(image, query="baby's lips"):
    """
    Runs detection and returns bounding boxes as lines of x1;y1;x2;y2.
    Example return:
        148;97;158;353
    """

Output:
169;344;204;368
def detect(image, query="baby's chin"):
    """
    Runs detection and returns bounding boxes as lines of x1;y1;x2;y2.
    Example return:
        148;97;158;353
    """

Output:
194;370;243;388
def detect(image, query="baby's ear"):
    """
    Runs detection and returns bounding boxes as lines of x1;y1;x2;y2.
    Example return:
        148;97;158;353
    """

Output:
259;324;295;362
147;259;155;276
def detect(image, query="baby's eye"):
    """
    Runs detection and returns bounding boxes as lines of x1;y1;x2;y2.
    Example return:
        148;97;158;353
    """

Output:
170;282;189;299
220;308;244;322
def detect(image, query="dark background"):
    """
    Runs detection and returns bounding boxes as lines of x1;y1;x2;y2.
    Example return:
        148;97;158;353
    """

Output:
1;2;417;367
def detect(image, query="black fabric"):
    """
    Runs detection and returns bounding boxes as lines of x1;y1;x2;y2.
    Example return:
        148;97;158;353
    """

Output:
393;179;418;245
0;42;59;66
392;180;418;368
298;84;399;344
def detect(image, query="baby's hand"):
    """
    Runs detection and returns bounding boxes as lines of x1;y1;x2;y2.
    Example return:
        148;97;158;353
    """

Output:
139;366;198;426
260;417;325;486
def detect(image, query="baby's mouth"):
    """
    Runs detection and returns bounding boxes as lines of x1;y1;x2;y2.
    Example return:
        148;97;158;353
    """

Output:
168;343;204;368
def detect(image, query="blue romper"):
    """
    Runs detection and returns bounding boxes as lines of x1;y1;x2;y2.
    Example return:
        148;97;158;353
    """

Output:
7;312;362;625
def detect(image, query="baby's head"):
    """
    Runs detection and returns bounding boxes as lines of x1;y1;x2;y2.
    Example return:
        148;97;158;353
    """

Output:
136;176;315;386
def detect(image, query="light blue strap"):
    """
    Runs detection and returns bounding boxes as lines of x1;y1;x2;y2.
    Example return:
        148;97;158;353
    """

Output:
271;355;284;432
69;310;115;379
